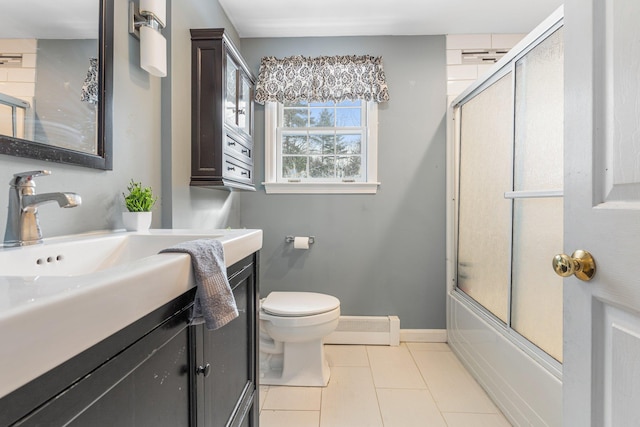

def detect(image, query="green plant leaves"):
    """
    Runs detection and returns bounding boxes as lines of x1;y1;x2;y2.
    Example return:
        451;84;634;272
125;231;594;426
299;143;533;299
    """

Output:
123;179;157;212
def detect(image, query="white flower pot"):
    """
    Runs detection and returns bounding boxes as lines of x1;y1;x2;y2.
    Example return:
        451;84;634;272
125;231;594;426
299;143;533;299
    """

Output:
122;211;152;231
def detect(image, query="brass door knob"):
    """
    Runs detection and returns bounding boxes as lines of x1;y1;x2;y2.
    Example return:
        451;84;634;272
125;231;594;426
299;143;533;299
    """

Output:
552;250;596;281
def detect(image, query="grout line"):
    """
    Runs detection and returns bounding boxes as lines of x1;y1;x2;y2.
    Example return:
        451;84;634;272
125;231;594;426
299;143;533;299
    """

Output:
406;343;439;399
318;380;324;427
365;346;386;426
405;348;454;427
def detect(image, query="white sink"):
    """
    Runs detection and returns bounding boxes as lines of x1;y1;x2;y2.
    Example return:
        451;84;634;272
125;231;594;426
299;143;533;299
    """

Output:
0;228;262;399
0;230;257;277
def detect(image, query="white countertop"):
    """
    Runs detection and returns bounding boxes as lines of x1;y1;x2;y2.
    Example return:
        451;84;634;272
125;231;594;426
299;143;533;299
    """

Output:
0;229;262;399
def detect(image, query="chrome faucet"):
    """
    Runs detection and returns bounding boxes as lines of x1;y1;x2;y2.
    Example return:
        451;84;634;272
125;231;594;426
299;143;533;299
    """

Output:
3;170;82;247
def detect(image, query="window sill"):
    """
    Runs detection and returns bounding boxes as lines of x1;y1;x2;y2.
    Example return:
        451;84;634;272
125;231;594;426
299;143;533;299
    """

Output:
262;182;380;194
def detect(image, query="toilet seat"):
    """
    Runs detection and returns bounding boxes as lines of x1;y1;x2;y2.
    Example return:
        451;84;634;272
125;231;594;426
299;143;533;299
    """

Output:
262;292;340;317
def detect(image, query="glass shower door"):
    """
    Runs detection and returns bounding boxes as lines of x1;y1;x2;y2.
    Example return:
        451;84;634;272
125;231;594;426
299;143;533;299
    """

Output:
455;26;564;363
457;72;513;323
510;27;564;362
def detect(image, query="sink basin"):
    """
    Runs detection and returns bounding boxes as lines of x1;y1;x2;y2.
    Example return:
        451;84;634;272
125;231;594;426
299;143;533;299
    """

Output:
0;228;262;399
0;231;231;277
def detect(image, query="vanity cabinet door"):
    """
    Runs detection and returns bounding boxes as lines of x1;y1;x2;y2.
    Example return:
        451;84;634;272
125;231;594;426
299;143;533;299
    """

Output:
4;295;193;427
192;254;259;427
66;327;191;427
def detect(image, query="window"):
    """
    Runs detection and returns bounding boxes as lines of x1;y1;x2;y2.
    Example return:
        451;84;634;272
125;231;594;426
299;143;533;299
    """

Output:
264;100;379;194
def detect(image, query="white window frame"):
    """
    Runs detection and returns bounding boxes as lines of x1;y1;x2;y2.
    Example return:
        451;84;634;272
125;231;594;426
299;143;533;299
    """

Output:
263;101;380;194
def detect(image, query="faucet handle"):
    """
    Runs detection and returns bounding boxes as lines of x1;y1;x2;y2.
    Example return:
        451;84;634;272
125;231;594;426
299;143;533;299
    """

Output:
10;170;51;186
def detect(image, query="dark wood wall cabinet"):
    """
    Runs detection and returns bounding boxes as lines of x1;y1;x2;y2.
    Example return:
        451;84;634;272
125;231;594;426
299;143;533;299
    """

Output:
191;28;256;191
0;253;260;427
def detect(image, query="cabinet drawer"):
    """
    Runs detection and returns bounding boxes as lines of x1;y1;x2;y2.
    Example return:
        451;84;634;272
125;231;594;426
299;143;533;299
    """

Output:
225;134;253;165
223;156;252;183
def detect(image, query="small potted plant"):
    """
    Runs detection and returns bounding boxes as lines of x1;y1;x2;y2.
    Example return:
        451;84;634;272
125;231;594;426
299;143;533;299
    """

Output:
122;179;157;231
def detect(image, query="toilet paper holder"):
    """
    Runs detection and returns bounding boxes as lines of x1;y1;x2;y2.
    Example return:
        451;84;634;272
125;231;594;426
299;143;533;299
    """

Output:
285;235;315;245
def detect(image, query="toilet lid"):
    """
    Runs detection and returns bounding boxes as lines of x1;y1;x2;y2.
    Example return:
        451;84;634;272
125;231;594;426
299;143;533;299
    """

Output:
262;292;340;316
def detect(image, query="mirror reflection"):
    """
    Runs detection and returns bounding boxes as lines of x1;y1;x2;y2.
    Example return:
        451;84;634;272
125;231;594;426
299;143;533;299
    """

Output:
0;0;110;169
0;38;98;154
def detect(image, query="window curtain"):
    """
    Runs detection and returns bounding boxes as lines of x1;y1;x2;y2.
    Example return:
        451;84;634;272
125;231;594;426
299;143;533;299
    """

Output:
255;55;389;104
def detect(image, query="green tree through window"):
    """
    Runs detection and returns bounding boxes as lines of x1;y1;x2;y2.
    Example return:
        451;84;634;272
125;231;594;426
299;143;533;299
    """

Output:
281;100;363;180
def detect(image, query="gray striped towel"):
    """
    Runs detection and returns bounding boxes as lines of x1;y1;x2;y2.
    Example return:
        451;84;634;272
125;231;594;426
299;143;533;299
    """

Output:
160;239;238;330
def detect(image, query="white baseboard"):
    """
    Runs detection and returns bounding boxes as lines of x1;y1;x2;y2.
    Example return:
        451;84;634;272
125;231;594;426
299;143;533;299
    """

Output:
324;316;447;346
325;315;400;346
400;329;447;343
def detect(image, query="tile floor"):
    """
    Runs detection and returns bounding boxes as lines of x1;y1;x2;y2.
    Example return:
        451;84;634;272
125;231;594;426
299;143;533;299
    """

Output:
259;343;512;427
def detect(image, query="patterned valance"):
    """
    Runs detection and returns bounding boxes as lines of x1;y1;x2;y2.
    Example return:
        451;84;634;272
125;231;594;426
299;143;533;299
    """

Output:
255;55;389;104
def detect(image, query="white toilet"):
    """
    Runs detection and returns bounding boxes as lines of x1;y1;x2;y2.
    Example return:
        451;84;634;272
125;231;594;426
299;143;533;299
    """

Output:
259;291;340;387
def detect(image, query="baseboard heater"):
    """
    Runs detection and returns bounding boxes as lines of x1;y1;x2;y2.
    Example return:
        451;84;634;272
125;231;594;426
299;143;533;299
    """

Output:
324;315;400;346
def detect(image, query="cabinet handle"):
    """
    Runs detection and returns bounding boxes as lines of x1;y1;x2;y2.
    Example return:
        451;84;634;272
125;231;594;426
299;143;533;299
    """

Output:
228;141;236;146
196;363;211;377
241;171;248;176
241;149;248;154
228;166;236;171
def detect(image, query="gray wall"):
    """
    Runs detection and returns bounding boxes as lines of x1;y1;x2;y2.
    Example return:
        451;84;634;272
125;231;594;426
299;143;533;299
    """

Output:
0;0;239;238
162;0;241;229
239;36;447;329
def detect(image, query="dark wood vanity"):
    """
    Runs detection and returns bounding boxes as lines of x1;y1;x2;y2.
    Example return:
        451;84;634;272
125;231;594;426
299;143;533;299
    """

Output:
0;252;259;427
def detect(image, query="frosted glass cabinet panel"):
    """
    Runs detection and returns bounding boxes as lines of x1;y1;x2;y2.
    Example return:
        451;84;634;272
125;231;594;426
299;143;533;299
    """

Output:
514;28;564;191
457;73;513;323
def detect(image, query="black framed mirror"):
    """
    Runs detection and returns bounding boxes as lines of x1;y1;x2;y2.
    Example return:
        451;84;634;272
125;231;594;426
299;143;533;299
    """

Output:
0;0;113;170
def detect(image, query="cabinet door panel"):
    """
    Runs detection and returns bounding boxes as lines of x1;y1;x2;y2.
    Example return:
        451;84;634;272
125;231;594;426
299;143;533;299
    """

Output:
238;74;252;137
68;328;191;427
194;255;257;427
13;313;191;426
203;278;250;426
225;57;239;128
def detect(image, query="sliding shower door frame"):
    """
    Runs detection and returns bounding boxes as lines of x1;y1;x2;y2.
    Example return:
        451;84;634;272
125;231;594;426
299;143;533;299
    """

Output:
451;17;565;380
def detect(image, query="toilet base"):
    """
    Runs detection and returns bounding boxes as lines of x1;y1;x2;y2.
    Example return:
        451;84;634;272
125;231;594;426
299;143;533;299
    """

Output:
260;340;330;387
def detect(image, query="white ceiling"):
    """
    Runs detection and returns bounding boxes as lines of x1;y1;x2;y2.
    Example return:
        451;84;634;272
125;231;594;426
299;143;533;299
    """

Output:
219;0;564;38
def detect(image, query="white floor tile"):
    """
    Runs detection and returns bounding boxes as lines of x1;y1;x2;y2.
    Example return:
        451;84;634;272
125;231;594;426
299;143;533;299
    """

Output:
442;412;513;427
260;410;320;427
262;386;322;411
406;342;451;352
320;366;383;427
259;345;513;426
366;345;427;389
412;350;499;413
259;386;269;411
325;344;369;367
376;388;447;427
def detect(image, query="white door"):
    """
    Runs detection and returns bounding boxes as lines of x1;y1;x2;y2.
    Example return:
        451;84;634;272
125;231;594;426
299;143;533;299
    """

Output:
563;0;640;425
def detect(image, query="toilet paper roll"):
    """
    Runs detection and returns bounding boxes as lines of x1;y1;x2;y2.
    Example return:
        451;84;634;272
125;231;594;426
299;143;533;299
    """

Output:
293;236;310;250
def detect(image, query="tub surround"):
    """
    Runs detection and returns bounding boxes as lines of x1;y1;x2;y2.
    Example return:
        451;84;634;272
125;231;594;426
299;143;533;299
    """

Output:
0;228;262;399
